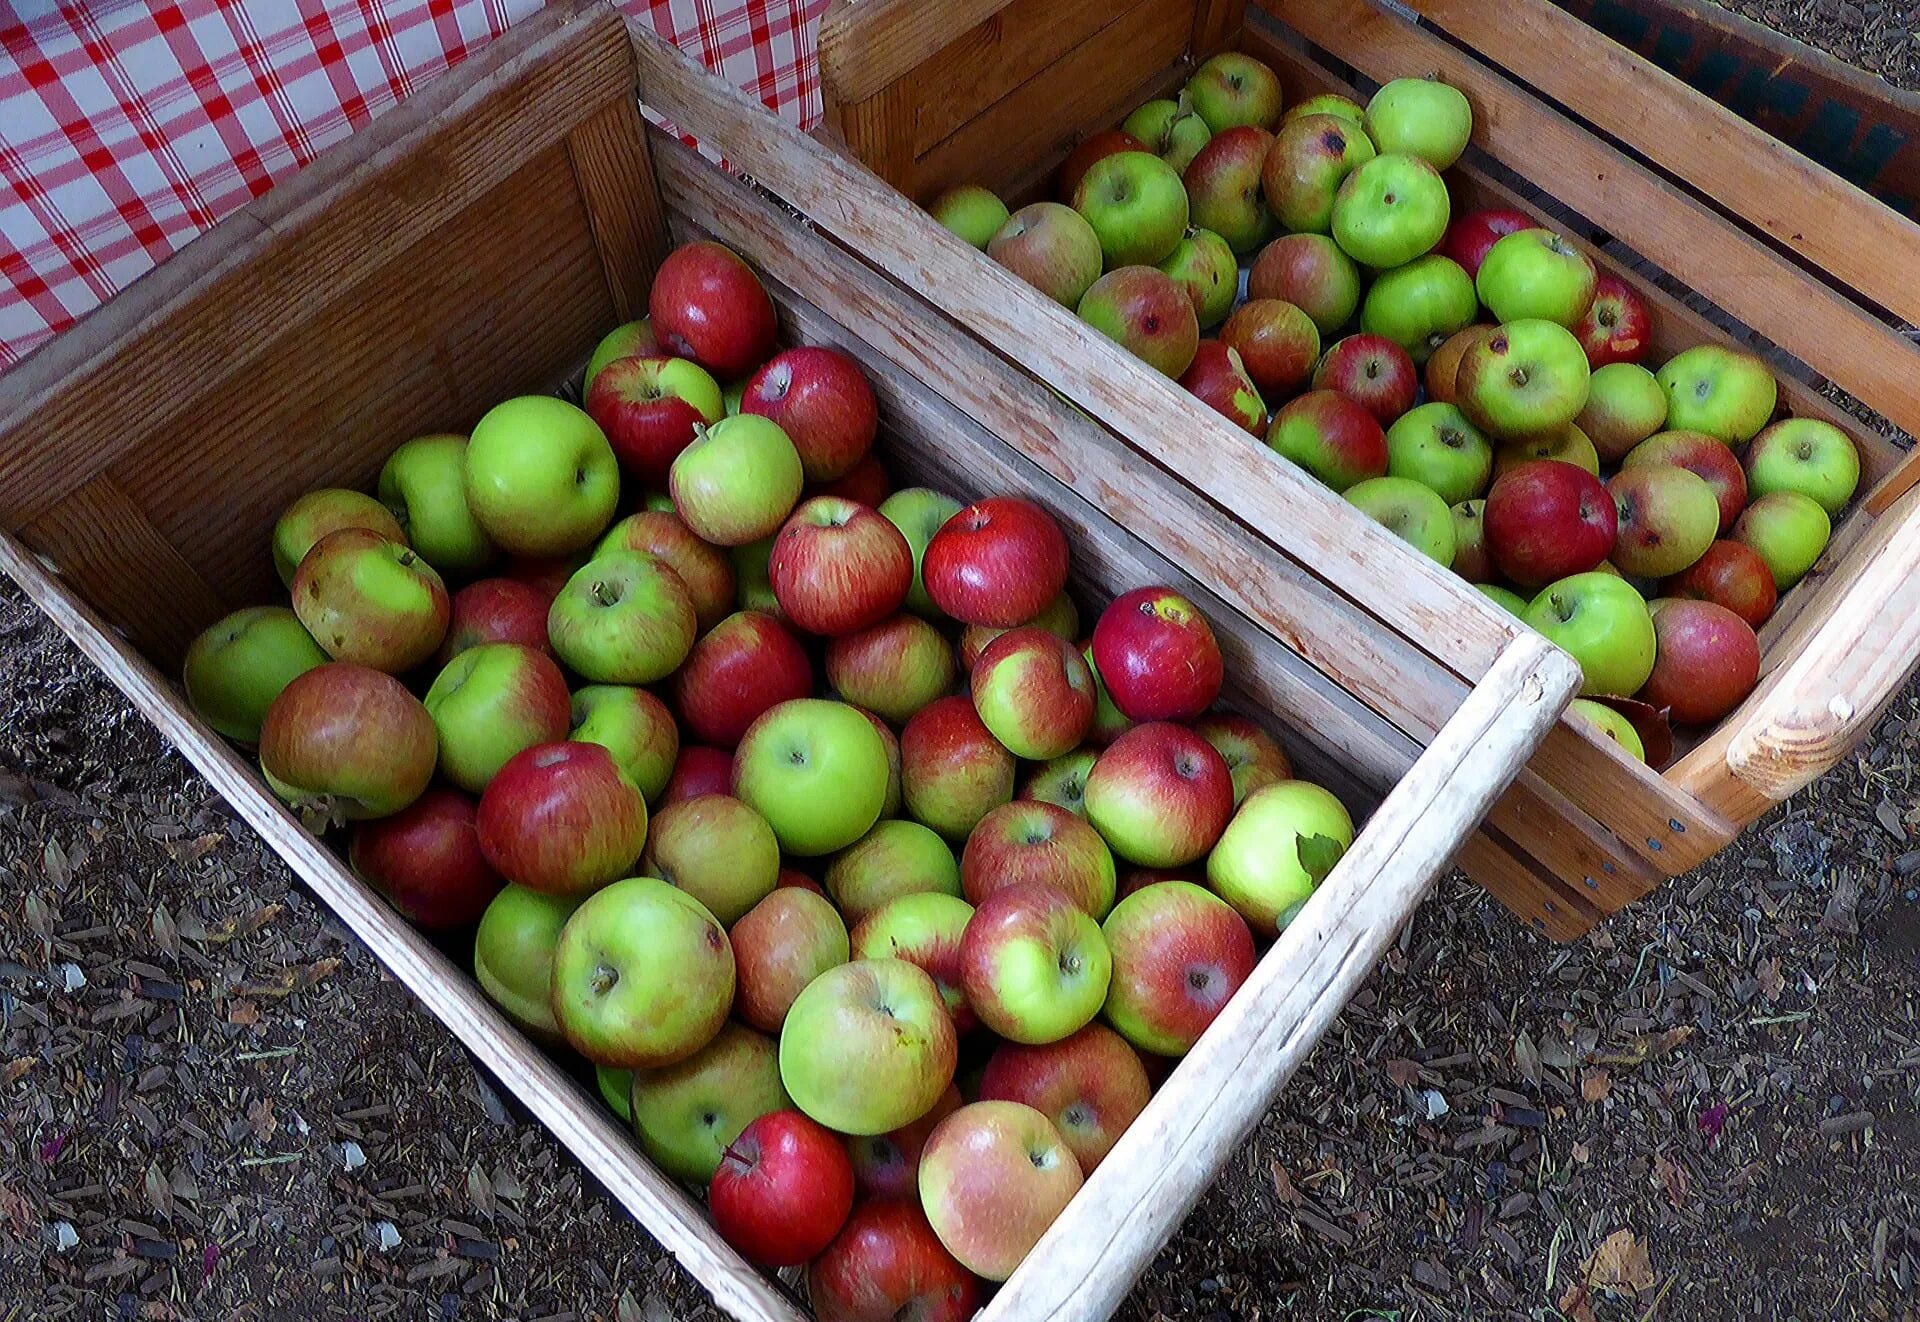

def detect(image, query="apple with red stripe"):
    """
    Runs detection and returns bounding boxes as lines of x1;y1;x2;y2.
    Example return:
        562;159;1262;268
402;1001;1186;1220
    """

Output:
961;799;1116;917
584;355;723;483
673;610;812;748
647;240;777;380
900;694;1016;841
919;1101;1083;1282
971;626;1096;761
851;892;978;1034
1091;586;1223;723
807;1201;979;1322
730;886;850;1034
960;881;1112;1045
1084;722;1236;869
1101;880;1256;1056
439;578;552;664
769;495;914;636
922;496;1070;628
742;345;878;483
980;1023;1152;1174
476;741;648;897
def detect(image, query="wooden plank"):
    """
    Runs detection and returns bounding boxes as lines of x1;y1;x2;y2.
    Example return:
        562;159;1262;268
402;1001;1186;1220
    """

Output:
999;59;1197;209
1487;768;1664;911
818;0;1023;104
0;530;806;1322
1192;0;1249;56
1407;0;1920;329
835;81;919;193
1458;830;1608;942
1267;0;1920;446
0;1;635;533
564;94;670;321
982;632;1581;1319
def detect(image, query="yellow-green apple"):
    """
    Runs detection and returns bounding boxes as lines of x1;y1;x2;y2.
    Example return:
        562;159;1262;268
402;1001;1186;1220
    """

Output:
585;355;724;483
1183;126;1276;254
1733;490;1829;589
1249;233;1361;337
826;818;963;922
1745;418;1860;514
1021;748;1098;818
1655;345;1777;443
733;701;887;857
1207;780;1353;935
1179;341;1267;436
1265;389;1390;491
1072;151;1189;267
598;1065;634;1120
1344;476;1457;566
1577;363;1668;463
731;887;849;1033
669;414;805;547
475;741;647;895
769;496;913;636
826;613;956;724
1365;75;1472;166
852;892;977;1033
1186;51;1284;131
569;685;677;804
959;883;1111;1044
258;663;436;824
673;610;812;748
1451;498;1492;583
742;346;878;482
1221;297;1319;398
629;1021;788;1182
1567;697;1646;763
1478;583;1528;615
919;1101;1082;1282
846;1084;960;1199
961;597;1080;670
1083;643;1134;745
1483;459;1617;587
550;875;733;1067
1359;254;1477;366
810;451;892;507
1522;572;1658;696
1425;324;1497;405
970;627;1096;760
1262;113;1376;235
377;435;494;575
807;1200;979;1322
595;510;734;633
1574;272;1652;367
1160;228;1240;328
1608;465;1719;577
464;396;621;556
878;487;965;619
184;606;326;743
987;202;1105;307
1458;319;1592;442
1101;880;1255;1055
1661;539;1776;627
730;535;779;614
978;1024;1149;1174
648;240;778;379
1314;334;1418;426
1090;585;1223;722
271;488;405;588
1331;154;1450;269
900;695;1016;839
1440;207;1531;278
472;883;579;1041
1492;424;1602;479
641;794;780;925
1622;429;1747;533
1124;97;1213;172
710;1109;856;1269
1055;129;1147;201
1190;714;1291;807
928;184;1009;249
584;318;659;393
1078;265;1201;377
1084;722;1235;867
423;642;570;794
922;496;1070;628
780;958;958;1134
1475;229;1596;326
961;800;1117;916
547;550;696;684
663;745;733;805
1385;402;1494;504
439;577;553;664
1640;598;1760;725
292;527;449;672
1284;92;1365;127
349;787;501;928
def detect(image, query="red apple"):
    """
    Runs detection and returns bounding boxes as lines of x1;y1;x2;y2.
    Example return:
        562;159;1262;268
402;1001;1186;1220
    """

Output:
845;1085;961;1200
647;240;777;380
1179;340;1266;435
1220;297;1320;400
438;577;553;665
807;1200;979;1322
1264;389;1390;492
1248;232;1361;338
1622;429;1748;534
1451;498;1492;583
1117;867;1199;900
1056;128;1147;201
729;884;850;1032
476;742;648;896
960;800;1117;916
258;663;437;825
970;627;1096;761
349;787;501;928
922;496;1070;628
503;553;585;606
770;496;914;635
900;694;1017;840
742;345;878;482
1660;539;1777;627
1484;459;1618;587
826;613;957;725
710;1109;855;1268
811;452;892;507
1091;586;1223;722
1575;273;1653;368
978;1023;1151;1173
1312;334;1418;426
1190;713;1292;806
663;745;735;804
673;610;813;747
1082;723;1235;868
584;354;723;482
1440;207;1532;278
1639;598;1761;725
1181;125;1277;254
596;510;735;632
1101;880;1256;1056
1077;265;1200;378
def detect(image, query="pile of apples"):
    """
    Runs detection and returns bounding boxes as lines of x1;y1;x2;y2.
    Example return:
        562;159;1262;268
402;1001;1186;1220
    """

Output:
931;55;1861;760
179;239;1359;1312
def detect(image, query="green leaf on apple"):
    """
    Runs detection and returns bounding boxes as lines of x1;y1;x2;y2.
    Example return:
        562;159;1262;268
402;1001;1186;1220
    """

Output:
1296;832;1347;889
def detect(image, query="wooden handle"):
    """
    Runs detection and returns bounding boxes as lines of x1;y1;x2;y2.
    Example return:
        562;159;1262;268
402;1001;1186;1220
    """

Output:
818;0;1024;103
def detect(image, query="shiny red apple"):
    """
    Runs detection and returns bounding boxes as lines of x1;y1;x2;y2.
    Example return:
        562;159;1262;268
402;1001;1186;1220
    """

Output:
349;787;502;928
709;1109;855;1268
673;610;813;747
1484;459;1618;588
922;496;1071;628
769;496;914;635
647;240;778;380
742;345;878;482
1440;207;1532;278
1090;586;1223;722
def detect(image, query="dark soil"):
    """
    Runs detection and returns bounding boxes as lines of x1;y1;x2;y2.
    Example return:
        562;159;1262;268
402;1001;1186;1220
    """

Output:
1714;1;1920;89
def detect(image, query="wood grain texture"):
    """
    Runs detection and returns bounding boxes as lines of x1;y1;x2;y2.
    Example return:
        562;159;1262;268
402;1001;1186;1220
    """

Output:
1458;829;1607;943
818;0;1025;103
1191;0;1248;55
982;632;1581;1319
835;80;918;193
565;93;669;320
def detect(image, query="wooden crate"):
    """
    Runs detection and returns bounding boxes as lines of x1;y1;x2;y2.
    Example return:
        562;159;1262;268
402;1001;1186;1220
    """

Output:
818;0;1920;937
0;4;1578;1319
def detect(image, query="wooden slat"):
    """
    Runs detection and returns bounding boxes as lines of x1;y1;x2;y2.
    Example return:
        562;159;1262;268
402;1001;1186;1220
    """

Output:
835;81;918;193
1268;0;1920;445
1407;0;1920;331
1191;0;1248;55
1458;830;1607;943
982;632;1581;1319
818;0;1022;104
1488;769;1664;910
564;94;670;320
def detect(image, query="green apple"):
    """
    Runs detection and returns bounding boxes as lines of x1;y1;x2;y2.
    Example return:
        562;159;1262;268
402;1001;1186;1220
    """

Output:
929;184;1009;249
1206;780;1353;935
1745;418;1860;514
878;487;964;618
1567;697;1646;763
1450;498;1492;583
1608;465;1719;578
464;396;620;557
736;698;891;855
1344;476;1456;566
629;1022;789;1182
1655;345;1777;444
183;606;327;743
292;528;449;673
851;891;976;1032
1261;113;1376;236
547;551;697;684
958;883;1111;1044
1330;154;1450;269
669;414;804;547
1359;254;1477;365
1158;228;1240;328
1477;583;1528;616
1523;572;1657;697
1071;151;1189;268
1364;76;1473;169
1185;52;1285;131
825;818;963;923
472;883;580;1042
1022;748;1099;818
1123;97;1212;173
584;319;658;394
1283;93;1366;129
271;488;405;588
378;434;495;575
423;642;571;793
570;685;679;805
596;1065;633;1122
1577;363;1668;463
1474;229;1597;327
779;958;958;1134
1492;424;1601;479
641;793;781;925
1733;490;1830;589
1385;403;1492;504
1457;319;1592;443
722;378;747;417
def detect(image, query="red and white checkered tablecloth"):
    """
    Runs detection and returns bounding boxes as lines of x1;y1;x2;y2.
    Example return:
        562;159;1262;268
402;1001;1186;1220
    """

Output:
0;0;829;371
